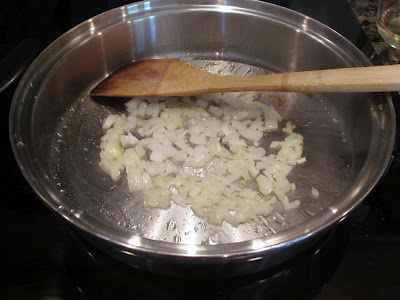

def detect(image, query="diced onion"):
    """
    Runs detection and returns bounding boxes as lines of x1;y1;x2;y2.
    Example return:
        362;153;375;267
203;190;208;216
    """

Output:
99;92;306;227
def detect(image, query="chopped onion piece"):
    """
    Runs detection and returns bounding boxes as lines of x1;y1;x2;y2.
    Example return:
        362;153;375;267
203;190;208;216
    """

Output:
312;187;320;197
238;128;263;142
256;174;273;195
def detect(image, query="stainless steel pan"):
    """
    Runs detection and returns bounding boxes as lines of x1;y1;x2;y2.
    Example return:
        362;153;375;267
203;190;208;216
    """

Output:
9;0;395;277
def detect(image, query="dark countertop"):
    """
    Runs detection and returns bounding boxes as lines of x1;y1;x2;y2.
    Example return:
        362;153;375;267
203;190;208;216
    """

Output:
348;0;400;64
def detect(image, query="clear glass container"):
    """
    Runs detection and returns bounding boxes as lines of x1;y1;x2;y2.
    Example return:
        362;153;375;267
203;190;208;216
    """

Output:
377;0;400;49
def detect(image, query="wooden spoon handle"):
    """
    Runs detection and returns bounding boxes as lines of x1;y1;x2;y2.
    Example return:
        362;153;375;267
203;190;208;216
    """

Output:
212;64;400;93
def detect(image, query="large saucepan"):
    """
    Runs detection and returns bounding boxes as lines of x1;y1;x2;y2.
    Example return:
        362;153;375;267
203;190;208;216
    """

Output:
9;0;395;277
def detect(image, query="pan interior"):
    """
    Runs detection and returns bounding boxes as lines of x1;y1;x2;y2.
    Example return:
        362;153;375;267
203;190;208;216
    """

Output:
49;58;353;245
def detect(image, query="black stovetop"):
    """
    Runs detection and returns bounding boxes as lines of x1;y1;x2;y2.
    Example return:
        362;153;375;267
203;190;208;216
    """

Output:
1;0;400;299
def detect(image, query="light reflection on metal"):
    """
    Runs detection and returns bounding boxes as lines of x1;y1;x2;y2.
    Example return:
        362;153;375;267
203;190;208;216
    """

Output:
128;235;142;247
329;206;338;214
251;239;266;250
248;256;263;262
149;16;157;46
88;18;95;35
215;4;236;13
120;250;137;256
301;16;309;30
144;1;152;11
185;244;198;255
121;7;127;21
127;3;139;15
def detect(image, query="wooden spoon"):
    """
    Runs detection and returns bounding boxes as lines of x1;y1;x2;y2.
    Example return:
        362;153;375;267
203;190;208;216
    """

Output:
90;59;400;98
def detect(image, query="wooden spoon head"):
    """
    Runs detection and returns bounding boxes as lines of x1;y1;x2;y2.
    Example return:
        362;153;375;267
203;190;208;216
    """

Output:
90;59;211;98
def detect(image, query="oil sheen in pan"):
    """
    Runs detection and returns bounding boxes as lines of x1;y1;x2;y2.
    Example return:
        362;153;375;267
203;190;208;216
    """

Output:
49;60;352;245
